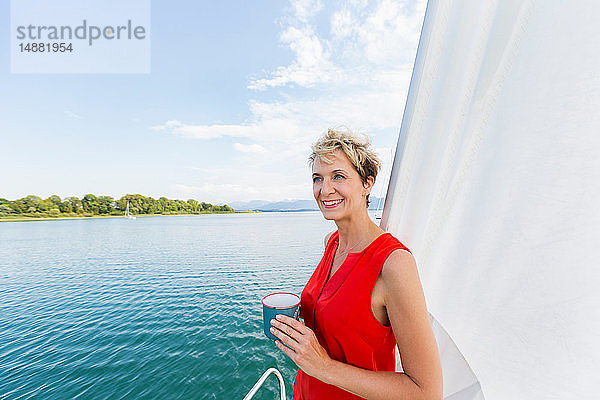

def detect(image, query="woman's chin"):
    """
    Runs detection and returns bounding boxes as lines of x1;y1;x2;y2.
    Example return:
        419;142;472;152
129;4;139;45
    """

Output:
320;209;341;220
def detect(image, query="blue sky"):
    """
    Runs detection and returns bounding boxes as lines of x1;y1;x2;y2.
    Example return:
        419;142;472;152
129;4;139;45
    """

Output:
1;0;426;204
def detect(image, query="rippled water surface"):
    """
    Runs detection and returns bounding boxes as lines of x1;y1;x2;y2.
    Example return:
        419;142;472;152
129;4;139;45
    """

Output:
0;212;341;399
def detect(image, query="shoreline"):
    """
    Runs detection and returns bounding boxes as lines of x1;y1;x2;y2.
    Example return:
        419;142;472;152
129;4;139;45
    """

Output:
0;211;259;222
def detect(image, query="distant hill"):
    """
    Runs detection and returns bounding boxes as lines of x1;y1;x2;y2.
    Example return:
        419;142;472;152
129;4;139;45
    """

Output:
229;196;385;212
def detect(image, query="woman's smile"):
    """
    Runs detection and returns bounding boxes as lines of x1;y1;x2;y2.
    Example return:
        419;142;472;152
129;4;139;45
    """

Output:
322;199;344;208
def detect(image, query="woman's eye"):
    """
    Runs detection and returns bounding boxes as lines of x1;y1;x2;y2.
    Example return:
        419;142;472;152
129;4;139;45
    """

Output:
334;174;344;179
312;177;322;183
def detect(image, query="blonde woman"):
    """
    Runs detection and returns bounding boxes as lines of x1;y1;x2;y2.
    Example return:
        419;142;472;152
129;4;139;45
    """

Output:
269;129;443;399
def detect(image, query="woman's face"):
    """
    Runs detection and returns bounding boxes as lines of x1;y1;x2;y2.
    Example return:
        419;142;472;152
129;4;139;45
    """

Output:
312;149;374;221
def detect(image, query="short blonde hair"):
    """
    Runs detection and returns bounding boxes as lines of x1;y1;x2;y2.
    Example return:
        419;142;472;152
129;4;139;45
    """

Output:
308;128;382;207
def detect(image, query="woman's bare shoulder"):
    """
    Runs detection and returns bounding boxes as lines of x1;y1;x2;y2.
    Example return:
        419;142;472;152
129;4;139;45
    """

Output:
381;247;415;271
380;248;418;292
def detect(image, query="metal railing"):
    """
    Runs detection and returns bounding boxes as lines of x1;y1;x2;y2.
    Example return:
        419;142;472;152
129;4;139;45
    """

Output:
243;368;287;400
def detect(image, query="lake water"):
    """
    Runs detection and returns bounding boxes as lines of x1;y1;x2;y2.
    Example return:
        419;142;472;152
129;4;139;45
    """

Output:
0;211;375;400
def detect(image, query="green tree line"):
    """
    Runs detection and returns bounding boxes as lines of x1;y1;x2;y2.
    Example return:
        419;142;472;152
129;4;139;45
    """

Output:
0;194;234;218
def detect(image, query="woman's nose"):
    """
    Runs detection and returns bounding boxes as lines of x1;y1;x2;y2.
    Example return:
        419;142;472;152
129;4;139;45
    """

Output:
321;178;334;194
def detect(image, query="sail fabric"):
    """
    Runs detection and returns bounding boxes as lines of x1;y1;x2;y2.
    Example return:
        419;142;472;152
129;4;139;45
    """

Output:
382;0;600;399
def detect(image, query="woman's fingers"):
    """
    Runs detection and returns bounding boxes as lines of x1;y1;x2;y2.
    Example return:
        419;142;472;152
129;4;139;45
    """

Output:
270;323;299;346
275;339;295;356
272;330;301;360
271;320;301;344
274;314;306;334
271;315;333;380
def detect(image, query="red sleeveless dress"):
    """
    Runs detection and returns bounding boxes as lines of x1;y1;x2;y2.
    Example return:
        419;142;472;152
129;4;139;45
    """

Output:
293;230;411;399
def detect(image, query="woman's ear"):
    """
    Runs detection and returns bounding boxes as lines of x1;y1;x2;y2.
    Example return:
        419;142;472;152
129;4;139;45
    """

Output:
363;175;375;194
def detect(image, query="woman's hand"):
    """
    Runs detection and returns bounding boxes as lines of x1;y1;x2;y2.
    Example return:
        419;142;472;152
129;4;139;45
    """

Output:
270;314;333;381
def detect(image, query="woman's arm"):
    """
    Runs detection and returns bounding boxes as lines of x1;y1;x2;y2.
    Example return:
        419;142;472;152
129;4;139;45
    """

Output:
322;249;442;399
382;250;442;398
321;360;430;400
271;249;442;400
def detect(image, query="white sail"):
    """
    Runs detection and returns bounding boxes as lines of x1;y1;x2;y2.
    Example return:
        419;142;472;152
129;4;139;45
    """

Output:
125;201;136;220
382;0;600;399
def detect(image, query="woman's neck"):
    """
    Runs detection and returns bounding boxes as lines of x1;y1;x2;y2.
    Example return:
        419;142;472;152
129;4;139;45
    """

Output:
335;210;384;252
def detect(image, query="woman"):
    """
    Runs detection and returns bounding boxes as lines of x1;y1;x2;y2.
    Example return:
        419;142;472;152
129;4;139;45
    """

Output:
269;129;443;399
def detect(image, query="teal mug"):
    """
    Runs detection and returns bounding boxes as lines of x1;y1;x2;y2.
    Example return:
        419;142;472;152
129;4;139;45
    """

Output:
261;292;300;340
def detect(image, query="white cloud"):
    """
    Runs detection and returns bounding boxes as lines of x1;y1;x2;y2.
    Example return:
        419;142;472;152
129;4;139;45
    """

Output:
249;0;426;90
65;110;82;119
248;25;336;90
358;0;426;64
156;0;426;203
173;180;312;204
152;79;410;148
175;182;260;196
349;0;369;9
292;0;323;22
185;166;229;173
234;143;267;153
152;120;235;140
151;120;181;131
331;9;354;39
